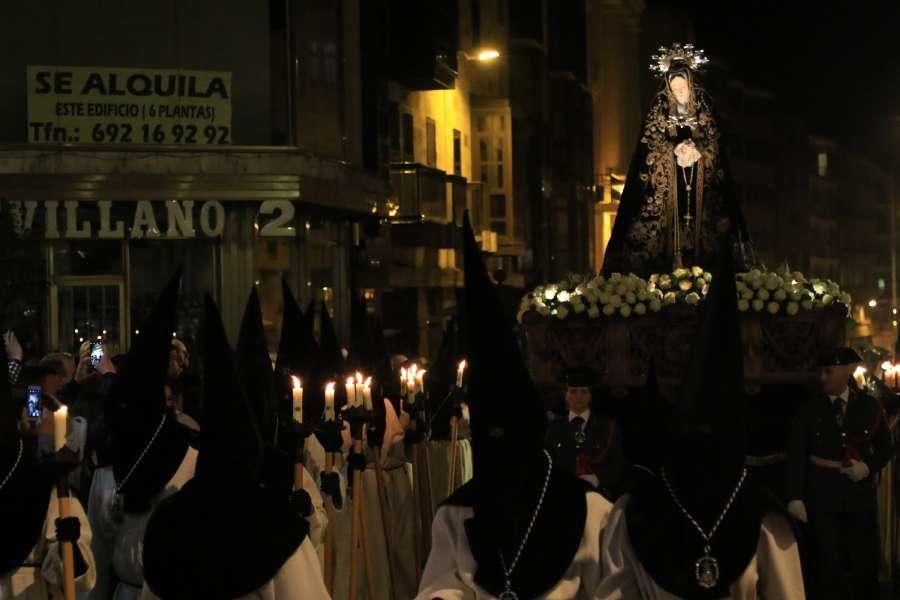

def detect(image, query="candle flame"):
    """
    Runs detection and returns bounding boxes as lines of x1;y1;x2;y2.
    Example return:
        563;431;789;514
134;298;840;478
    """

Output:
882;361;893;372
364;376;372;388
346;376;355;386
356;371;364;384
854;366;867;376
291;375;302;390
325;381;335;393
458;359;467;372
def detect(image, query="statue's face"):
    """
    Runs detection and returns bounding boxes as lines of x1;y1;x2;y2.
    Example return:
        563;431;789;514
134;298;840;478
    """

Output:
668;75;691;105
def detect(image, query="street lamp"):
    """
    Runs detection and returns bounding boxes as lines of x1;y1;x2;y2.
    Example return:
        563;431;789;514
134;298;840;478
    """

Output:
868;299;878;308
462;48;501;62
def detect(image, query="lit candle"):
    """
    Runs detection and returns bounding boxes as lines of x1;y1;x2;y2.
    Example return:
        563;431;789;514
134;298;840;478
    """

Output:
363;377;373;411
400;368;408;396
415;369;426;395
853;366;867;390
291;376;303;423
53;405;68;452
346;377;358;408
355;372;365;408
406;364;417;406
324;382;336;421
456;359;467;388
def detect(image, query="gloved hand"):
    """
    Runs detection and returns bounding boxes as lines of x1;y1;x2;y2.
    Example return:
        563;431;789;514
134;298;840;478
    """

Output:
55;516;81;543
347;451;367;472
321;471;342;508
841;459;870;482
290;489;313;518
787;500;808;524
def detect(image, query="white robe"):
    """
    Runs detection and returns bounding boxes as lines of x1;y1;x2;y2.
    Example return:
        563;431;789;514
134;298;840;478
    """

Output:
1;489;96;600
593;496;806;599
86;447;197;600
416;492;613;600
137;538;331;600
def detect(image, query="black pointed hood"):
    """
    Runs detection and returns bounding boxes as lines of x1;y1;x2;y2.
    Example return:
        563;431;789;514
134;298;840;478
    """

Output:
348;289;371;372
196;295;261;486
143;296;307;599
275;280;317;380
620;361;670;474
237;288;278;446
462;213;545;467
317;300;344;381
441;213;591;600
626;237;769;599
426;317;463;439
107;269;189;514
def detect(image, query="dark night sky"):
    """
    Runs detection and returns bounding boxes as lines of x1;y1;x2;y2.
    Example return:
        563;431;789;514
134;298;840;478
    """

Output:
661;0;900;162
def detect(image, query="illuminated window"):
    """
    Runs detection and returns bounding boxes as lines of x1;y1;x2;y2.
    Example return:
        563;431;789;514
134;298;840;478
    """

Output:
817;152;828;177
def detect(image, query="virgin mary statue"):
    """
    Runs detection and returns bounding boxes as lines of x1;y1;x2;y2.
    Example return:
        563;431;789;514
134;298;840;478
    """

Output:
603;43;756;277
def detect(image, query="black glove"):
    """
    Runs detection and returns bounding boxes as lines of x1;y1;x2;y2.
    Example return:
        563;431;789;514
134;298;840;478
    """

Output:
290;489;314;518
315;422;345;454
347;451;367;472
321;471;343;508
55;517;80;543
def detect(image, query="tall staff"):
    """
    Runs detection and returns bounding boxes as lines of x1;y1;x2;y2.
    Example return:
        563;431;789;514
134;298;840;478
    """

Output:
53;406;76;600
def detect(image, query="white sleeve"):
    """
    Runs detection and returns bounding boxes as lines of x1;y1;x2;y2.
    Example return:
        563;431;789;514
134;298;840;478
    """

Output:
300;464;328;548
593;499;642;600
757;513;806;599
270;538;332;599
415;506;475;600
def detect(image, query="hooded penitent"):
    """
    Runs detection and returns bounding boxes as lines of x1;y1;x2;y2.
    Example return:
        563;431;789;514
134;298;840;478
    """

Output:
274;279;318;383
0;335;56;576
317;300;344;382
427;317;463;440
441;213;591;598
625;234;774;598
237;287;294;498
143;296;308;598
105;269;190;514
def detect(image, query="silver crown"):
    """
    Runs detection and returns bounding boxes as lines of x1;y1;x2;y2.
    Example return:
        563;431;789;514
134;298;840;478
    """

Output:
649;43;709;78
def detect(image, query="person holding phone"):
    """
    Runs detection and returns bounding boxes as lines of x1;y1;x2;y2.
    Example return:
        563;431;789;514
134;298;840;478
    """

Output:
4;331;23;385
0;334;97;598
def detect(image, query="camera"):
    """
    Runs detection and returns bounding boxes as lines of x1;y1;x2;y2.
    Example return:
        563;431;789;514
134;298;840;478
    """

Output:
90;342;104;367
26;386;42;419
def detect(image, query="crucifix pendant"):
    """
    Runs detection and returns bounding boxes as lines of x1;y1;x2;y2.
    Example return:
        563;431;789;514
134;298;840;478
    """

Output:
685;184;692;192
110;492;125;522
499;590;519;600
695;546;719;589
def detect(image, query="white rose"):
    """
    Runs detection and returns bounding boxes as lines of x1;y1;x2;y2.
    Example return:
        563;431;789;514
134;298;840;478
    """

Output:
602;303;616;316
543;287;556;301
748;268;762;280
587;304;600;319
556;305;570;319
649;298;663;312
610;273;623;282
736;280;747;292
789;291;803;302
571;294;584;306
634;303;647;316
766;301;780;315
685;292;701;306
741;288;754;300
691;266;704;278
738;298;750;312
625;292;637;304
752;299;765;312
757;289;770;301
659;275;672;290
773;289;787;302
557;290;571;303
637;290;649;302
822;294;834;306
573;301;586;314
572;274;583;284
786;302;799;316
537;305;551;316
694;277;705;290
765;274;781;291
619;304;632;318
839;292;852;306
664;292;678;305
616;284;629;297
679;279;693;292
673;268;690;279
801;299;814;311
598;292;611;305
609;294;623;307
812;281;827;295
749;276;763;290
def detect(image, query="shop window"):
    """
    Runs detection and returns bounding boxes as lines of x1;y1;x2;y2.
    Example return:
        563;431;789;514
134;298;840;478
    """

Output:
426;118;437;167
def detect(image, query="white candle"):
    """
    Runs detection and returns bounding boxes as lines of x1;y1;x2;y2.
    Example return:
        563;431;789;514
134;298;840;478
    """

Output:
291;376;303;424
324;382;336;421
53;405;68;452
355;372;365;409
400;368;408;396
346;377;357;408
363;377;373;411
416;369;426;395
456;360;467;388
853;366;867;390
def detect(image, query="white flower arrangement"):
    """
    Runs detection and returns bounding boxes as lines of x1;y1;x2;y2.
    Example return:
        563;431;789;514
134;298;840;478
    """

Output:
518;267;852;322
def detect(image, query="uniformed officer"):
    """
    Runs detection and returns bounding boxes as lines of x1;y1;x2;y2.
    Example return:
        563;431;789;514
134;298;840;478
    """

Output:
544;367;626;497
786;347;895;600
